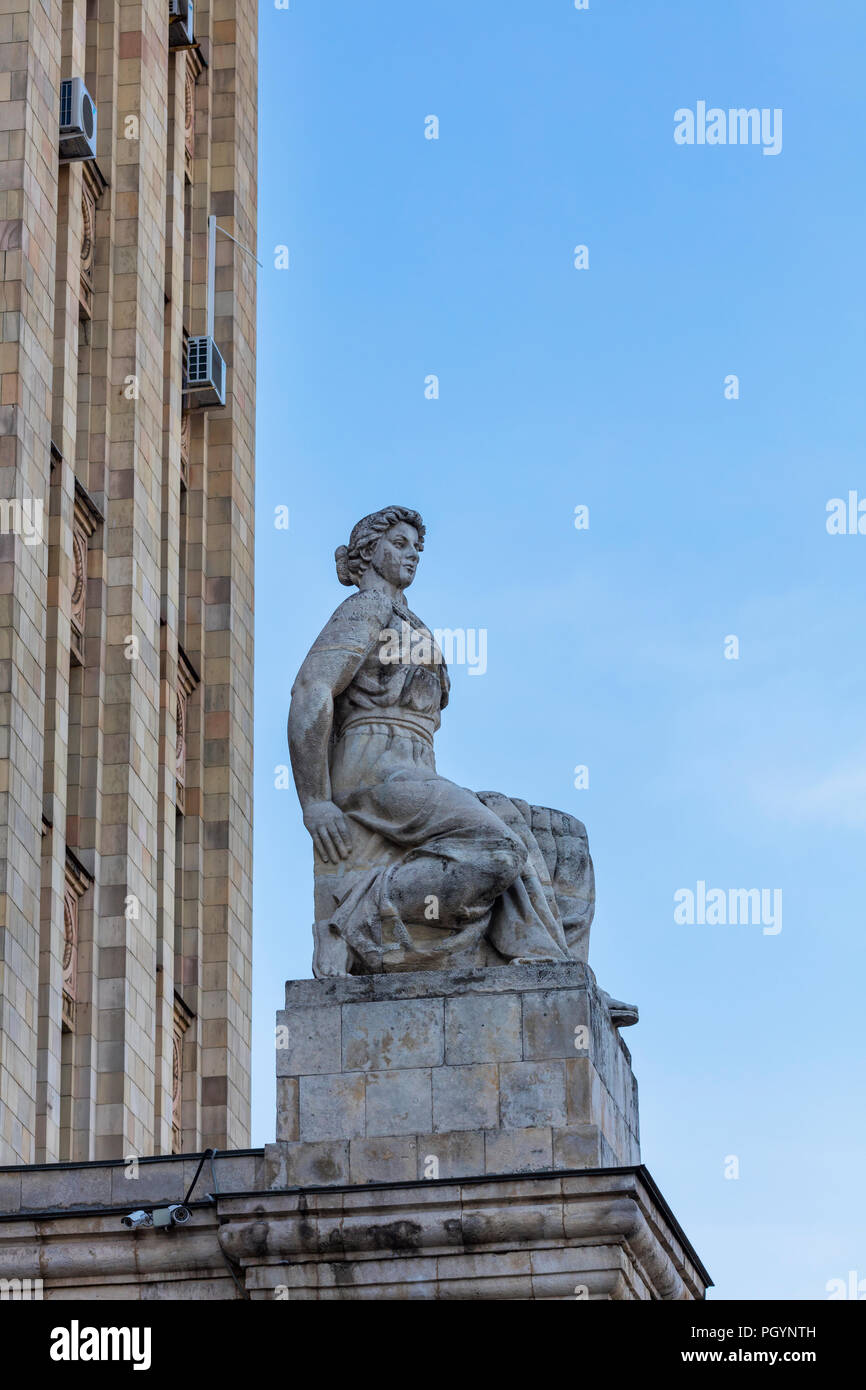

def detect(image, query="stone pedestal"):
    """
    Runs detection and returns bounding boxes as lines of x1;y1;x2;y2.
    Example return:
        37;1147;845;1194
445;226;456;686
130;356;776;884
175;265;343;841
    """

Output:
265;962;639;1189
0;967;709;1301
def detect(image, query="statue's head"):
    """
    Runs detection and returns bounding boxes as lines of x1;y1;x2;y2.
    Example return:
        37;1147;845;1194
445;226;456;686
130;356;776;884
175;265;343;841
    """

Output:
335;506;425;592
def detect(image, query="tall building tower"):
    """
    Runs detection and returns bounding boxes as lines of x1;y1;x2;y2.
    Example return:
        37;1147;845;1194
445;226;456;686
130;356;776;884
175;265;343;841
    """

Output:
0;0;257;1164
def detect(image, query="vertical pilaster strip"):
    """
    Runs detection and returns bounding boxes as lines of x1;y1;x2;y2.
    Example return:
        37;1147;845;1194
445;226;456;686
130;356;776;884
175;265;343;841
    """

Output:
173;11;211;1152
153;40;188;1156
201;0;256;1148
96;0;168;1159
36;0;88;1163
64;0;120;1162
0;0;62;1164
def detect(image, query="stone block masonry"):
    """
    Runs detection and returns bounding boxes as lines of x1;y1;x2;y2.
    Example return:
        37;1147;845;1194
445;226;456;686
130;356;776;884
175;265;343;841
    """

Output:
0;1152;711;1299
266;962;640;1189
0;0;256;1164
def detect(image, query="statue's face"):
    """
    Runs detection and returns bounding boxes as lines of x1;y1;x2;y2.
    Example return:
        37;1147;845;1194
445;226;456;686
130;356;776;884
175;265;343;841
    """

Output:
372;522;420;590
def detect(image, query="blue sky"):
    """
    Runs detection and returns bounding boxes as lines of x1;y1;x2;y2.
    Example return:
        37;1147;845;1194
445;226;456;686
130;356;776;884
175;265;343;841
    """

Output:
253;0;866;1299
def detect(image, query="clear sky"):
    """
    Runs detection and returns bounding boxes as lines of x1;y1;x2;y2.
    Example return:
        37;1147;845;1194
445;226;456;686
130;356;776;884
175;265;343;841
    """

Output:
252;0;866;1299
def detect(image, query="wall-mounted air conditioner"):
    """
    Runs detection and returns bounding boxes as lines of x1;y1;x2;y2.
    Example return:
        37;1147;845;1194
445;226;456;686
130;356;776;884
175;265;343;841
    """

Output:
184;336;226;409
59;78;97;162
169;0;195;49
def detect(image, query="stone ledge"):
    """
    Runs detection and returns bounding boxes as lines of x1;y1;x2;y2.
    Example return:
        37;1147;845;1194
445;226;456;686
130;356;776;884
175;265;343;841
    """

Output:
287;961;598;1007
0;1161;710;1300
0;1151;266;1216
216;1166;710;1301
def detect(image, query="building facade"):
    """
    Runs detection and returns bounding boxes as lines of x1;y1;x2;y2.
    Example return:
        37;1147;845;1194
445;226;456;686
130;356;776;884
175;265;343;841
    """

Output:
0;0;257;1165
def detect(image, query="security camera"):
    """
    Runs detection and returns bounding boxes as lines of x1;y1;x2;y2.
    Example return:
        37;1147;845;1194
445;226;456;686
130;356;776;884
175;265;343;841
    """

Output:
121;1202;192;1231
151;1203;191;1228
120;1210;154;1229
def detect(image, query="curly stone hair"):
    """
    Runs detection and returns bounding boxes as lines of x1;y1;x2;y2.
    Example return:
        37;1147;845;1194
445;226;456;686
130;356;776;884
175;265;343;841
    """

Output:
335;506;426;587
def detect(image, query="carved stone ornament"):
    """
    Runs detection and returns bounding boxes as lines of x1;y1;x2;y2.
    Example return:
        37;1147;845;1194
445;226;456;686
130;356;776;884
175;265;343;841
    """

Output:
62;852;92;1031
70;479;103;667
175;646;199;812
184;48;205;182
78;161;106;319
172;994;194;1153
180;408;191;487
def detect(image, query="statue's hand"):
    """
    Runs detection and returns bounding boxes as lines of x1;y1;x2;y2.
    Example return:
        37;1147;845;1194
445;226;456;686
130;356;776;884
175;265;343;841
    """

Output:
303;800;353;865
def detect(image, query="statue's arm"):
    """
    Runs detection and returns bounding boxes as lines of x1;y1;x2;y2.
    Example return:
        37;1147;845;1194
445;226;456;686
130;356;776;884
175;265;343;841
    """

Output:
288;591;392;863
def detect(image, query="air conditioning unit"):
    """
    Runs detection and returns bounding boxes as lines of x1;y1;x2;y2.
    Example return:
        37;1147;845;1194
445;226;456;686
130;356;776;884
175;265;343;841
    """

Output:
59;78;97;162
184;336;226;409
169;0;195;49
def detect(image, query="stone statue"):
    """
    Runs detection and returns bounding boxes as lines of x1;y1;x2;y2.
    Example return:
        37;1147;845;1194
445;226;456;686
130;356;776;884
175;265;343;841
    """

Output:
288;505;636;1023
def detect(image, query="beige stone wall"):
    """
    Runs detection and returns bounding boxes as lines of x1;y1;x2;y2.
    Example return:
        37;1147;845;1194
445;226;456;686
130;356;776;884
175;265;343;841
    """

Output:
0;0;256;1165
0;0;62;1167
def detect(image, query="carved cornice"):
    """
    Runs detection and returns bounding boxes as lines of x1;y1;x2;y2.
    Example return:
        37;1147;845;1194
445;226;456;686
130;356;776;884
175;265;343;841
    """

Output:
64;845;93;898
81;159;108;202
215;1171;707;1301
73;477;104;531
0;1168;710;1300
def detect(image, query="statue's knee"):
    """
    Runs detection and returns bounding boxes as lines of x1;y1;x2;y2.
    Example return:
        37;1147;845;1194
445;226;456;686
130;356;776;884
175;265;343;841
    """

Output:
486;833;527;890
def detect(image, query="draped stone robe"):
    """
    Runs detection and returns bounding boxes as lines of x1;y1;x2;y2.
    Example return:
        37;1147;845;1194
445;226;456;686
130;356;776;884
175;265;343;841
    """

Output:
299;589;595;977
